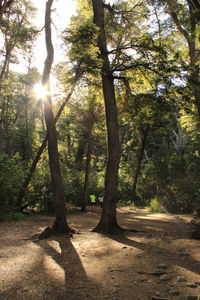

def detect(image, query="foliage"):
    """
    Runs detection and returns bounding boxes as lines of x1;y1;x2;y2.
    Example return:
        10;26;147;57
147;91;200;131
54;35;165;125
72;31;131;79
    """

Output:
1;0;200;220
0;211;27;222
63;19;100;76
0;153;26;220
146;196;163;212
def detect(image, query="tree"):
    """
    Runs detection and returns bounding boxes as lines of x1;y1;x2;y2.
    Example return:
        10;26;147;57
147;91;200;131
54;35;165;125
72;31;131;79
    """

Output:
0;0;14;25
81;105;95;212
0;0;37;79
131;124;149;203
0;0;37;153
17;79;77;210
92;0;121;233
41;0;73;234
154;0;200;118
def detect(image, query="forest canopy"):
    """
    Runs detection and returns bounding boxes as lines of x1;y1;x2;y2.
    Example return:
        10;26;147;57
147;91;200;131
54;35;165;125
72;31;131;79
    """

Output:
0;0;200;226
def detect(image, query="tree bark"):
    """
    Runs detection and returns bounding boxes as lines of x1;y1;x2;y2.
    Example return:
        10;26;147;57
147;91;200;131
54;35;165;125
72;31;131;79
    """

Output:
75;138;86;168
81;141;92;212
131;125;149;204
81;108;94;212
92;0;121;233
41;0;72;234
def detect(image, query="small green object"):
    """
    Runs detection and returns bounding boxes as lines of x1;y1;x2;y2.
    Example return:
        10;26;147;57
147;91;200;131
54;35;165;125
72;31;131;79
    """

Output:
90;194;96;203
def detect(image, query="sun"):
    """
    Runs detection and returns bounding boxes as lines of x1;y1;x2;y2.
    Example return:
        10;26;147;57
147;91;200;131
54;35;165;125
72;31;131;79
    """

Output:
33;83;48;99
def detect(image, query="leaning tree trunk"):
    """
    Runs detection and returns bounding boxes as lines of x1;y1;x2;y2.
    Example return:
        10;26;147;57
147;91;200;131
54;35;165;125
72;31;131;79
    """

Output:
41;0;72;234
17;57;81;210
17;87;75;210
92;0;121;233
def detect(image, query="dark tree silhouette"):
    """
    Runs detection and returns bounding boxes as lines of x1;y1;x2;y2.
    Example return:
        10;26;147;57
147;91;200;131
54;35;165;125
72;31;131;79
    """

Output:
92;0;121;233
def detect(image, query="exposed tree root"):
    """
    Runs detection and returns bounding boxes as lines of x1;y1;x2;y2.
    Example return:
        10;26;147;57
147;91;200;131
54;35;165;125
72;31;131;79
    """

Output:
37;222;76;240
92;223;124;234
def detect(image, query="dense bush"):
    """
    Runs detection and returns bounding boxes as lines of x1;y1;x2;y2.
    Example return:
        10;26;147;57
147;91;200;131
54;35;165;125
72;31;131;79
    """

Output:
0;153;26;220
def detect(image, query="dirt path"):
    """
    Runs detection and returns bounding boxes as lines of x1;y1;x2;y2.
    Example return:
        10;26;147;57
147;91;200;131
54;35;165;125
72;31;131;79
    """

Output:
0;207;200;300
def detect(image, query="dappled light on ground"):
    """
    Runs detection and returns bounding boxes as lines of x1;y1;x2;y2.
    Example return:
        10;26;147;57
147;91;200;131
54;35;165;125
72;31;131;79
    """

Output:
47;240;62;254
0;242;43;292
44;255;65;285
0;208;200;299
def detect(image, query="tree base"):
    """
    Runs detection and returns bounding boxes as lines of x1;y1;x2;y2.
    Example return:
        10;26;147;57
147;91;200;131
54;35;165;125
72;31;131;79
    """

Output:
92;222;124;234
37;218;76;240
38;226;75;240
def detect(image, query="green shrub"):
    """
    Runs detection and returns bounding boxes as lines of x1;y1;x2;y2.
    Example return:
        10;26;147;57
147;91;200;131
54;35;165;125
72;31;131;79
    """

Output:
146;196;162;212
0;211;27;222
0;153;26;219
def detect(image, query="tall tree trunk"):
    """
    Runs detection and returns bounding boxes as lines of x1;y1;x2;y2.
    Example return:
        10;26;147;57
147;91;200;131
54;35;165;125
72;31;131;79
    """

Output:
75;138;86;169
0;52;11;153
81;108;94;212
92;0;121;233
0;51;10;80
131;125;149;204
189;62;200;118
41;0;71;233
0;98;5;153
81;141;92;212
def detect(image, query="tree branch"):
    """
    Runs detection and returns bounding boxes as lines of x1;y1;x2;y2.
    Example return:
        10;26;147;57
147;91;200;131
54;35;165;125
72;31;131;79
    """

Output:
166;0;190;43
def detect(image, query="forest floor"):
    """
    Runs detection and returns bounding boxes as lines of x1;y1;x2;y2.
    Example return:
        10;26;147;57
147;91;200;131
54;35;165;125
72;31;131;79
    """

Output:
0;206;200;300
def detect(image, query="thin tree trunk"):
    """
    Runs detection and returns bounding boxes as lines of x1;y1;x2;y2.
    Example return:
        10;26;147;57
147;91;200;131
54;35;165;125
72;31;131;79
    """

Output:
190;64;200;118
75;138;86;168
0;52;10;80
81;108;94;212
131;125;149;204
92;0;121;233
81;142;92;212
41;0;72;234
17;56;82;209
17;86;75;209
0;98;5;153
0;51;11;153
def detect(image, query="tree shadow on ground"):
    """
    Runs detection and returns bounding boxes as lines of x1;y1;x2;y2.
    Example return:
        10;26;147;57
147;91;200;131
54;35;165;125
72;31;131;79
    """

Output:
0;233;108;300
106;230;200;277
35;235;108;300
117;212;191;238
0;209;199;300
68;208;192;241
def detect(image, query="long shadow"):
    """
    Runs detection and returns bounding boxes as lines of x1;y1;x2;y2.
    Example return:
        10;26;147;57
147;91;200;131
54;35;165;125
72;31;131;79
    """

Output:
67;209;200;277
68;207;192;236
0;234;108;300
0;210;199;300
105;230;200;277
117;213;191;238
36;235;109;300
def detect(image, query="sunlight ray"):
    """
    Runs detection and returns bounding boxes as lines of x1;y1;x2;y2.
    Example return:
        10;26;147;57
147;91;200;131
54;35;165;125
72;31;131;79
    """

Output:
33;83;48;99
